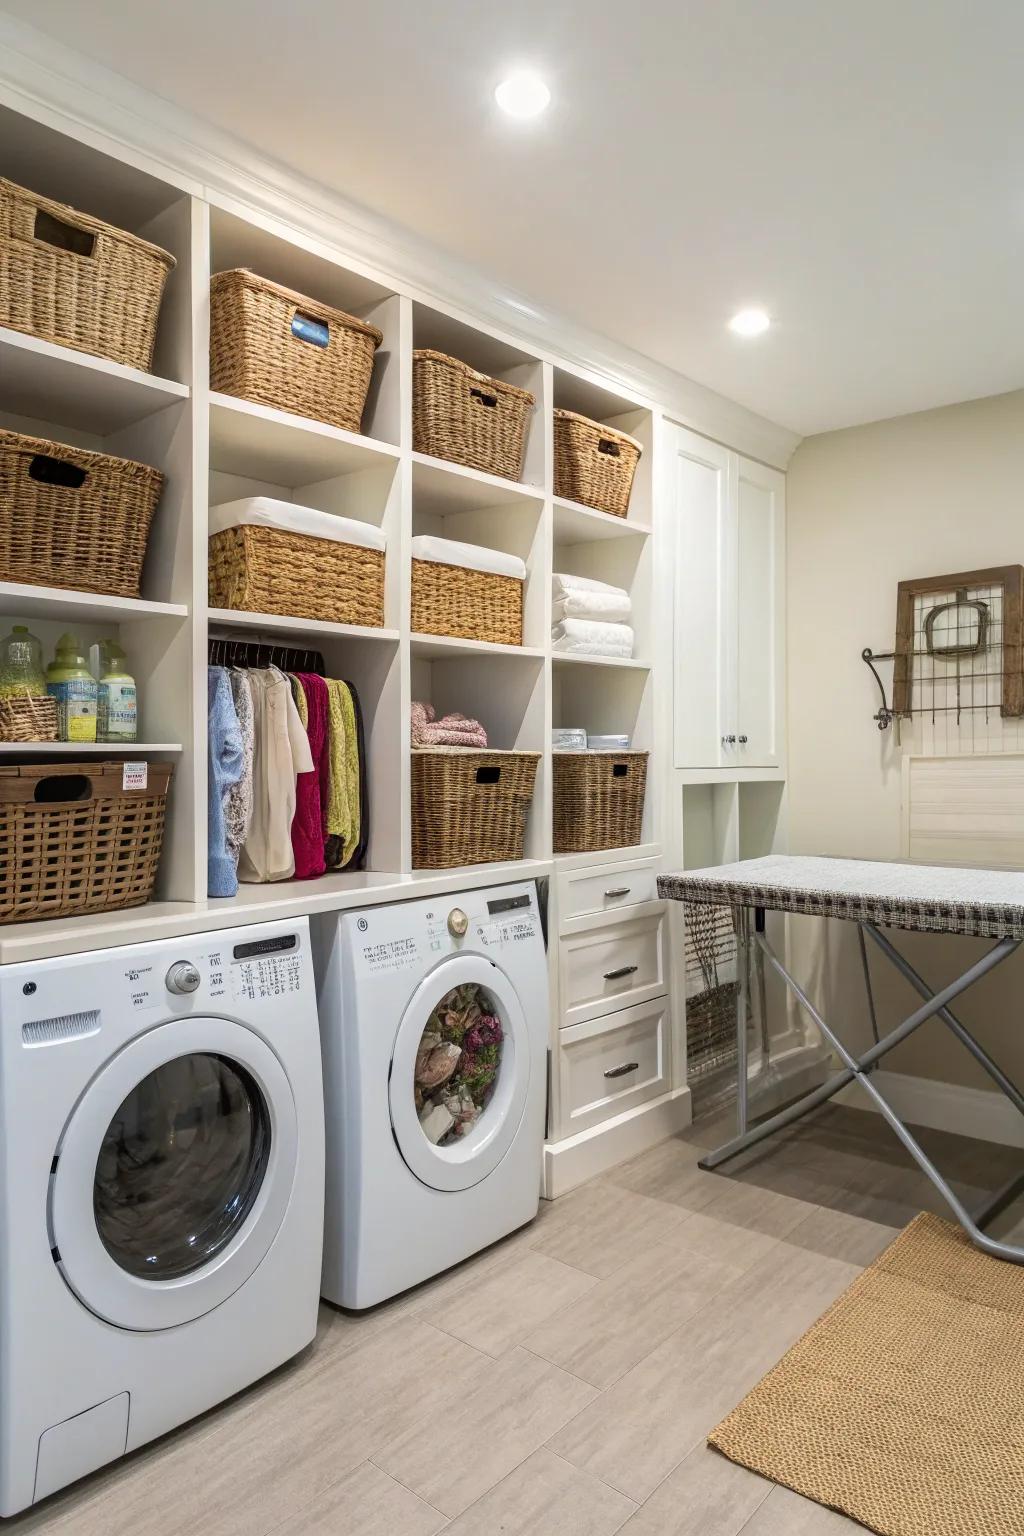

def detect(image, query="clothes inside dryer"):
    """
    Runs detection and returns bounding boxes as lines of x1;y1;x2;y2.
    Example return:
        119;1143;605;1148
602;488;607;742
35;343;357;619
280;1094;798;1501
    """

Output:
414;983;505;1146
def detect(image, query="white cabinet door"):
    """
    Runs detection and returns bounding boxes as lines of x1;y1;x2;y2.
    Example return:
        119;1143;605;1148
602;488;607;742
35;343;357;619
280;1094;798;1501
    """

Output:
672;428;734;768
735;457;785;767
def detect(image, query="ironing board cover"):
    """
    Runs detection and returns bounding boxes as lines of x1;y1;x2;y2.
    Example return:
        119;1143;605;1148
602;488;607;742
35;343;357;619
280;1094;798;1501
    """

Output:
658;854;1024;941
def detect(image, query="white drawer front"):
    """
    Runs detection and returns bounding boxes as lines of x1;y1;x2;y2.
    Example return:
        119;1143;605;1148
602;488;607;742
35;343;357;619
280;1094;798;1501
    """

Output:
561;908;666;1026
558;858;660;925
559;999;669;1135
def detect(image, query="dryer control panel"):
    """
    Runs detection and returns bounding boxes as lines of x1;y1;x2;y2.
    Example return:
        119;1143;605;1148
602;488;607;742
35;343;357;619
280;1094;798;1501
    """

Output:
346;883;542;980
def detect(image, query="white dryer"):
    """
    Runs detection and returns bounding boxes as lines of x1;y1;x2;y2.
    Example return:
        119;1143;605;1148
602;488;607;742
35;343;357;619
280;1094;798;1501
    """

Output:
314;882;548;1309
0;918;324;1516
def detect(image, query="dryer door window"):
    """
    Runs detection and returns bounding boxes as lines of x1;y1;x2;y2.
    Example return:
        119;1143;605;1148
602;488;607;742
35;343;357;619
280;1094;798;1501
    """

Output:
390;956;531;1193
94;1053;271;1281
49;1017;298;1332
415;983;506;1148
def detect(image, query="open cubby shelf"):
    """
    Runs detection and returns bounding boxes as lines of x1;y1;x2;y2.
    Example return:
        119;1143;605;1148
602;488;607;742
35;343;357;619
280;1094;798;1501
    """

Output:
0;99;664;952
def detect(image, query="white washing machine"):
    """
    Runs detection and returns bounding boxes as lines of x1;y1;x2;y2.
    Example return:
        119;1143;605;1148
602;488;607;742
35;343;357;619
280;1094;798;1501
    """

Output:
0;918;324;1516
314;882;548;1309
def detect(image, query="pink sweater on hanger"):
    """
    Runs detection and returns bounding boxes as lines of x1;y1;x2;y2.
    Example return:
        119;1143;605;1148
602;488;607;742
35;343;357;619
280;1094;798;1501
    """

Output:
291;673;329;879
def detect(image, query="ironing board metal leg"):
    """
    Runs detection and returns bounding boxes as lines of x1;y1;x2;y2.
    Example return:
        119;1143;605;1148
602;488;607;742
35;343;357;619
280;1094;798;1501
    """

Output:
735;908;750;1136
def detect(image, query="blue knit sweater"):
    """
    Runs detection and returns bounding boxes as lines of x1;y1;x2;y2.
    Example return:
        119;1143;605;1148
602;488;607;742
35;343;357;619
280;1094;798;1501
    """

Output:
207;666;244;897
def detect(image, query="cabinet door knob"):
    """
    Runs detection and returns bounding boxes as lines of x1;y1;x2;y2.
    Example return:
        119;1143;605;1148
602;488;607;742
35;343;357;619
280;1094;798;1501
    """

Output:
604;1061;640;1079
738;734;748;744
603;964;639;980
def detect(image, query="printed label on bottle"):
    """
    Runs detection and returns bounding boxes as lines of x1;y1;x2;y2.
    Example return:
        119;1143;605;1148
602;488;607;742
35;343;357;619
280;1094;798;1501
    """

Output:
99;681;137;743
47;680;97;743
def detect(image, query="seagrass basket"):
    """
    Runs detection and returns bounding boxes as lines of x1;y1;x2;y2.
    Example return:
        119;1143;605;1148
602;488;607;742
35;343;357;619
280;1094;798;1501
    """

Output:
0;695;58;743
210;269;383;432
553;750;648;853
411;559;523;646
0;430;164;598
208;525;385;627
0;177;175;371
0;761;173;922
553;410;643;517
412;350;534;480
411;749;540;867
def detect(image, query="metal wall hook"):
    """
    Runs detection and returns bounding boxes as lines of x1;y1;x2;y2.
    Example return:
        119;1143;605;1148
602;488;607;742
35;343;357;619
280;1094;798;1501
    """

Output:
862;647;896;731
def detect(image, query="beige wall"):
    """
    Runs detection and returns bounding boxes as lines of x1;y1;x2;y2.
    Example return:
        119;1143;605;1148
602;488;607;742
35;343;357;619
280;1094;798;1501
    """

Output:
786;388;1024;1087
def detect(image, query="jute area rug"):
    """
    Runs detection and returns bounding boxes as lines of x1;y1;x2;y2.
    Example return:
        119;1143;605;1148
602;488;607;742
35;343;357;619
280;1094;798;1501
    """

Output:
710;1212;1024;1536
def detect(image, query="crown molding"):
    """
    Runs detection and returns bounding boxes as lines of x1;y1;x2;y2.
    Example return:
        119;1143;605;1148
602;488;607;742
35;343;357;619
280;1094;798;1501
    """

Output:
0;15;801;468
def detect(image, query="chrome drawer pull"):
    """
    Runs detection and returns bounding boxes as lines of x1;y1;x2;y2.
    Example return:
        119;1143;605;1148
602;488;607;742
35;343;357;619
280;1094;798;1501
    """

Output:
604;1061;639;1079
603;965;638;980
604;886;631;898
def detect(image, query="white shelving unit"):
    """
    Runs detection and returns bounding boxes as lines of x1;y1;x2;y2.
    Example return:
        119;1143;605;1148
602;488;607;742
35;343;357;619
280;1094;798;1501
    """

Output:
0;106;664;949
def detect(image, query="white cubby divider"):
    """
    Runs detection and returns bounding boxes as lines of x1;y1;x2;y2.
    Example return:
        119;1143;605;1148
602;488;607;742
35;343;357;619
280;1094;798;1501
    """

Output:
0;99;663;951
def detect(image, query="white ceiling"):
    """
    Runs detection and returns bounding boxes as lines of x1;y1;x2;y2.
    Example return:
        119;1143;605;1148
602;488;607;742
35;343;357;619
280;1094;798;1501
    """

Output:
5;0;1024;436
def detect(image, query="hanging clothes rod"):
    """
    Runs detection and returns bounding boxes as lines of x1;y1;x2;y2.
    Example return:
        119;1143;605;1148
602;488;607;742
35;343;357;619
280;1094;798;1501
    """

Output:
207;634;326;675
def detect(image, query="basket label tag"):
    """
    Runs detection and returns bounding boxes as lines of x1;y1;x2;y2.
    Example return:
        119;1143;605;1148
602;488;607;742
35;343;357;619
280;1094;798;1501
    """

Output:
122;760;148;791
291;313;330;348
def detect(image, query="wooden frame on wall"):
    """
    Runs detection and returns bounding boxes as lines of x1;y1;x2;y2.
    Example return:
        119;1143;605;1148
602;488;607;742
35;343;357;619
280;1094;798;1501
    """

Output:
892;565;1024;718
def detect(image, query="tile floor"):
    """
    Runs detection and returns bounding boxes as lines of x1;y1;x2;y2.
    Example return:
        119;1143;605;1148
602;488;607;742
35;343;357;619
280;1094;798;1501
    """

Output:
10;1102;1023;1535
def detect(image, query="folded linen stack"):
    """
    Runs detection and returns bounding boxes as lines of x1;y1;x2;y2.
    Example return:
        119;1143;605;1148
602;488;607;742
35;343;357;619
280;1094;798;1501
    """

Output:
551;573;634;658
411;701;488;748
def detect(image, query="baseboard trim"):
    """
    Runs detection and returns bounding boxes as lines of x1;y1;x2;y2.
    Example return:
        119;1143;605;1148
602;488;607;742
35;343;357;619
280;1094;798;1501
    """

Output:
837;1070;1024;1150
542;1087;693;1199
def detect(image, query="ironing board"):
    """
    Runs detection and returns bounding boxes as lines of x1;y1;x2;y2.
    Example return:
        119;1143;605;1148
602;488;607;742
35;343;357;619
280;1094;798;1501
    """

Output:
658;855;1024;1264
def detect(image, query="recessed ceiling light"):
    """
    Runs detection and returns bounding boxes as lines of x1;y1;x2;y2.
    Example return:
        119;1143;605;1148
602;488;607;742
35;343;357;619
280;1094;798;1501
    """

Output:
728;308;771;338
495;71;551;120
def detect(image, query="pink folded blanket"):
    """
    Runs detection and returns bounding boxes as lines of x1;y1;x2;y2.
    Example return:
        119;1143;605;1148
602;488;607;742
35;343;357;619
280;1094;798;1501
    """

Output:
411;701;488;748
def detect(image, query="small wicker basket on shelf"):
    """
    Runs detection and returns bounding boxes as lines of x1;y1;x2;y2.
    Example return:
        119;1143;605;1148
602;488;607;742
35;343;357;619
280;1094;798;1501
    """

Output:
0;761;174;923
209;525;385;628
553;750;648;853
411;559;523;647
412;350;534;481
411;749;540;867
0;177;176;372
0;429;164;598
0;695;58;743
553;410;643;518
210;269;383;432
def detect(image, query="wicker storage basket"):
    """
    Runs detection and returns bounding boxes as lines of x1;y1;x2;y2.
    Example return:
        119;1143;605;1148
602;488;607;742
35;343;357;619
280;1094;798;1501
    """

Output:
210;269;383;432
0;695;58;743
411;559;523;646
0;177;175;372
411;749;540;868
553;750;648;853
412;350;534;481
553;410;643;518
209;525;385;627
0;429;164;598
0;760;173;922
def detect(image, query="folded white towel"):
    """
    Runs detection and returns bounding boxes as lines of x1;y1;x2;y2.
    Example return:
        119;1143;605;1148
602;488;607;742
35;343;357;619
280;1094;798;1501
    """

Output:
553;590;631;623
552;571;628;600
552;617;634;658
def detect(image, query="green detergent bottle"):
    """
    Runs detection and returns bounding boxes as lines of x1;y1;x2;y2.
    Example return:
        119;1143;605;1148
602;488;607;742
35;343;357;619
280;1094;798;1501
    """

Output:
0;626;46;699
97;640;137;744
46;632;98;743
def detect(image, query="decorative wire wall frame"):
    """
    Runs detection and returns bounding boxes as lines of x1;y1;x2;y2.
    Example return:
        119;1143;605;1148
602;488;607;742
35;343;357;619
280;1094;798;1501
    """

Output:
903;583;1024;755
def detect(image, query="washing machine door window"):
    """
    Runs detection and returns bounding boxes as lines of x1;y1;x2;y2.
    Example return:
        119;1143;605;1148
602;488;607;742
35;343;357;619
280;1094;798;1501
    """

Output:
389;956;531;1192
94;1053;271;1281
49;1016;297;1332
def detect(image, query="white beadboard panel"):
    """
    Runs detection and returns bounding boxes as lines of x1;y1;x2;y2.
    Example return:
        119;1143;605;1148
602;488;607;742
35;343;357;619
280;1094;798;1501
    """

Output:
902;753;1024;868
